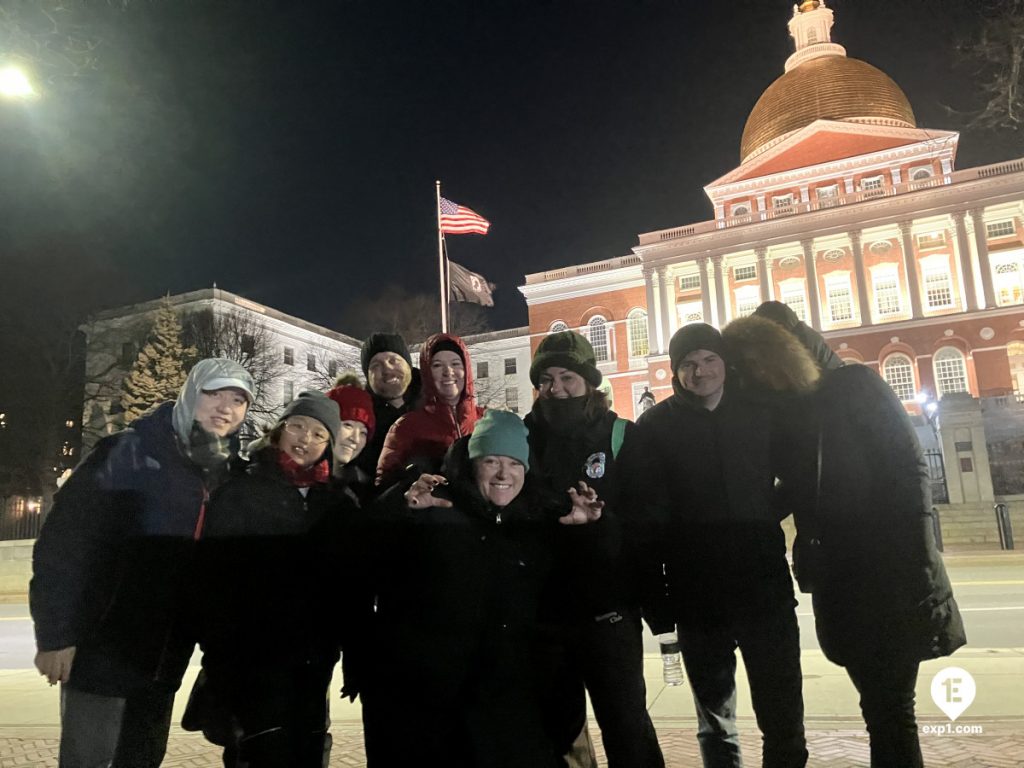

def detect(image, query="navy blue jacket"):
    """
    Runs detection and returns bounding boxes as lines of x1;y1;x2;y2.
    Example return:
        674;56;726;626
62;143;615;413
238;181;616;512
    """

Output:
31;403;211;696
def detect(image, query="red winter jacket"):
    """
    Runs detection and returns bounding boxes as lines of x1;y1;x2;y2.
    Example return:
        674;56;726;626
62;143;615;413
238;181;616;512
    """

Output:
376;333;484;487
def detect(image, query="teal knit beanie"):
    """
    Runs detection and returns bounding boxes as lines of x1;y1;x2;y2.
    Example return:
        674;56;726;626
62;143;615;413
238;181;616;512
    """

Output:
529;331;602;388
468;410;530;470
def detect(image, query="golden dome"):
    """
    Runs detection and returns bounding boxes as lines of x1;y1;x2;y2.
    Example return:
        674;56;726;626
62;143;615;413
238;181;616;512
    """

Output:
740;55;916;162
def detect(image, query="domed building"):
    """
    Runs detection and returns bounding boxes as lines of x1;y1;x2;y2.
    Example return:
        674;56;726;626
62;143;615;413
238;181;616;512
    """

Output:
522;0;1024;510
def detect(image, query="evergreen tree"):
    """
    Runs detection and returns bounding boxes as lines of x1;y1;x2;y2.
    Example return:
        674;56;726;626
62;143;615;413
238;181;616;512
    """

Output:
120;296;196;424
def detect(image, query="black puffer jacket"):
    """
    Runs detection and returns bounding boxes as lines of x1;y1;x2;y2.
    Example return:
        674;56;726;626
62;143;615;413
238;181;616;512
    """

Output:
809;364;966;665
629;382;795;631
194;447;368;670
31;403;214;697
367;438;562;766
524;398;637;621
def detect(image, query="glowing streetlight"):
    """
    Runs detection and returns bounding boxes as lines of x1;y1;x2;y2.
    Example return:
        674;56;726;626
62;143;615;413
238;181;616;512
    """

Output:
0;66;36;99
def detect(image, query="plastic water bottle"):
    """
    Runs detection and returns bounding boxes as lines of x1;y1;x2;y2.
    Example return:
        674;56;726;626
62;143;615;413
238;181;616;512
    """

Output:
656;631;684;686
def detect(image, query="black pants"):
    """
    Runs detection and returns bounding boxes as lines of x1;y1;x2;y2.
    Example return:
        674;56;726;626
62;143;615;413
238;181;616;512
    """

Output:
679;603;807;768
543;610;665;768
845;657;923;768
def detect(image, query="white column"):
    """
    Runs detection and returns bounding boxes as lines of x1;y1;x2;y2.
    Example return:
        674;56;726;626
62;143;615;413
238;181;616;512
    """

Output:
849;229;871;325
800;239;822;330
712;255;727;327
970;208;997;308
898;221;924;318
698;257;713;324
657;265;674;345
952;211;979;312
643;266;663;354
756;247;771;302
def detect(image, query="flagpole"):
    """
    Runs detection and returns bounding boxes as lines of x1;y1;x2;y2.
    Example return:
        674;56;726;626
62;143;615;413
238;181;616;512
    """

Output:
435;180;449;333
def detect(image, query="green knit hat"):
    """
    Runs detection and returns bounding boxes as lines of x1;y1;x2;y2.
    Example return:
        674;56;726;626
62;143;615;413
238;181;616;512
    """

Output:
468;410;530;470
529;331;602;389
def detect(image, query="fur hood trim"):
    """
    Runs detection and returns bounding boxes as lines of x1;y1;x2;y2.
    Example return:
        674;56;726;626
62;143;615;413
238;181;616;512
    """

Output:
722;316;821;394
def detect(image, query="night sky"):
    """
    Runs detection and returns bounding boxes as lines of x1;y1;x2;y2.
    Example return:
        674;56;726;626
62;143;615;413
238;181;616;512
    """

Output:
0;0;1002;335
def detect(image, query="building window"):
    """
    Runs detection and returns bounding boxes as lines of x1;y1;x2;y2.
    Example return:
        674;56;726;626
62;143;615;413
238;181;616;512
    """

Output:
826;276;853;322
241;334;256;355
910;166;934;181
549;321;568;334
816;184;839;201
307;353;316;372
1007;341;1024;396
734;265;757;282
772;194;795;208
861;175;885;193
869;240;893;255
987;220;1016;239
934;347;968;397
679;274;701;291
587;316;609;362
678;302;704;324
505;387;519;414
924;267;954;309
282;380;294;405
882;354;916;402
504;358;517;375
994;260;1024;306
734;287;760;318
731;203;751;217
283;347;294;366
627;309;649;358
328;360;338;378
873;272;902;316
916;231;947;250
477;361;489;379
779;285;807;322
806;27;818;44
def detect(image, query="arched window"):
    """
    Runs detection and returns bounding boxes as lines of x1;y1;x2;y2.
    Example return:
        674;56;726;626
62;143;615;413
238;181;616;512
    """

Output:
934;347;968;397
882;354;916;402
626;309;649;358
588;316;609;363
549;321;568;334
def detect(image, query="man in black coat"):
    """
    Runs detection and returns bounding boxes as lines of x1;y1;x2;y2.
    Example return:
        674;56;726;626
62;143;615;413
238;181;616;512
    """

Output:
630;324;807;768
726;309;966;768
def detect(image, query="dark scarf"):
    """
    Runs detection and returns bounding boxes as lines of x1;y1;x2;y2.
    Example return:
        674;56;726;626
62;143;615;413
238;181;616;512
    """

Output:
180;422;234;487
536;395;589;436
276;450;331;487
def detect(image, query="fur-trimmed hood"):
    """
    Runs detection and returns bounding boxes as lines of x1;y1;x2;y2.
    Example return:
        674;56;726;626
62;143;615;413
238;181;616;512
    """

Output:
722;316;821;394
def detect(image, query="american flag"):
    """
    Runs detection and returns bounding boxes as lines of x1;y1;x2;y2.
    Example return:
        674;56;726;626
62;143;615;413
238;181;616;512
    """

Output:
439;197;490;235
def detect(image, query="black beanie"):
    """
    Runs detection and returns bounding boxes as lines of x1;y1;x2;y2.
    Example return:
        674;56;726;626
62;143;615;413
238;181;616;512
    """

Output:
669;323;726;374
360;333;412;376
278;391;342;447
529;331;602;388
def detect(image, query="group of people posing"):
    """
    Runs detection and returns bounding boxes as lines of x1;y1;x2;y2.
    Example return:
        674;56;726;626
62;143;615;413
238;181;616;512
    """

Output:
30;301;965;768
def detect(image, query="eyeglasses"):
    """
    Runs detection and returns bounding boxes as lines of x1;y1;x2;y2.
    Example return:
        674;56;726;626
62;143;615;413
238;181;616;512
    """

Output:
283;421;330;445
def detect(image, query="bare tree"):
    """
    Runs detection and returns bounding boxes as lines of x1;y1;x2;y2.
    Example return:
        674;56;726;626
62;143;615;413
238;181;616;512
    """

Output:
950;0;1024;135
342;286;492;345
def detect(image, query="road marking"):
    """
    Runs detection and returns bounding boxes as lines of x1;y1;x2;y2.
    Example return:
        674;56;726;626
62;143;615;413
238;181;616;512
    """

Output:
950;580;1024;586
958;606;1024;612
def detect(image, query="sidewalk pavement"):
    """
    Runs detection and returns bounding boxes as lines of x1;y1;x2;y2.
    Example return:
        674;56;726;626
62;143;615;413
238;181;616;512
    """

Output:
2;646;1022;767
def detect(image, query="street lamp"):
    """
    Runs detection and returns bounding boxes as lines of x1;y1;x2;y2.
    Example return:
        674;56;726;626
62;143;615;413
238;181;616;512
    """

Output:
0;66;36;99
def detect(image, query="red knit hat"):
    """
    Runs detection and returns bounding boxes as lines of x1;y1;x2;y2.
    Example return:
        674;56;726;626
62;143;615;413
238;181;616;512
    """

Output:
326;385;376;440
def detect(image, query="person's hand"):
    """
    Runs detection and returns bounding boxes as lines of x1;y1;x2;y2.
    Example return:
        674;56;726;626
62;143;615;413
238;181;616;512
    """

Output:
404;474;452;509
560;482;604;525
35;646;76;686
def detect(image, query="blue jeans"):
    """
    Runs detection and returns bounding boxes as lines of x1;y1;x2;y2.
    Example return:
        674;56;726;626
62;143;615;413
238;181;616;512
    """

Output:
59;685;175;768
679;604;807;768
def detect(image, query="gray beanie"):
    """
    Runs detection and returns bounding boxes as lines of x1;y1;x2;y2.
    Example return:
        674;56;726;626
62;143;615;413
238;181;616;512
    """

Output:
277;391;341;447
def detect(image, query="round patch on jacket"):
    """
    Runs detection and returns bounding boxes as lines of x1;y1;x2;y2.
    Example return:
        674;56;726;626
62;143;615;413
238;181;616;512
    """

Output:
584;452;606;479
